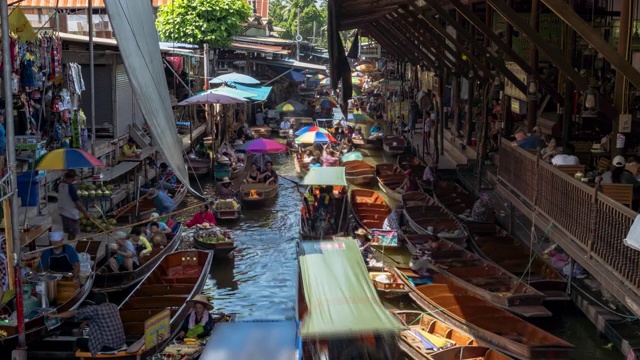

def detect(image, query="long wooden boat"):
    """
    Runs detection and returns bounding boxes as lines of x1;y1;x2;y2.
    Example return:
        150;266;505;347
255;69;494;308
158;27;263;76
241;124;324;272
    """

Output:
352;136;383;150
467;224;569;302
397;153;426;179
376;163;411;201
402;192;468;247
184;154;211;176
395;268;573;359
229;152;248;180
383;135;407;155
343;160;375;185
411;236;550;317
193;237;236;259
212;198;241;221
250;125;272;138
0;239;103;347
76;250;213;360
239;182;278;207
368;270;410;298
93;224;183;292
433;181;476;218
294;152;309;177
392;310;510;360
350;189;391;232
111;184;188;222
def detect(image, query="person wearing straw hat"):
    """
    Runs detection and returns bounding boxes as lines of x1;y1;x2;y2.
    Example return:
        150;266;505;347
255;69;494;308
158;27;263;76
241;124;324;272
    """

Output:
147;188;174;216
38;231;80;278
218;177;237;200
177;294;215;339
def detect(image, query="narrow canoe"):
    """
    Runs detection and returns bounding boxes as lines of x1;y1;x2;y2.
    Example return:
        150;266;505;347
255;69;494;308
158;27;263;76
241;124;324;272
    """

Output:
368;270;410;298
350;189;391;232
193;237;237;259
376;164;410;202
392;310;510;360
352;137;383;150
467;224;569;302
76;250;213;360
111;184;188;222
433;181;476;218
383;135;407;155
239;182;279;207
212;198;241;221
395;268;573;360
402;192;467;247
184;155;211;176
229;152;248;180
93;224;183;292
406;235;550;317
344;160;375;185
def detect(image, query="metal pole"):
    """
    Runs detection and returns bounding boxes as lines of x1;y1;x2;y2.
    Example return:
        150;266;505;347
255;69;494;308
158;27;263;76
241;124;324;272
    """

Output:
612;0;632;157
89;0;96;155
2;0;25;351
526;0;540;132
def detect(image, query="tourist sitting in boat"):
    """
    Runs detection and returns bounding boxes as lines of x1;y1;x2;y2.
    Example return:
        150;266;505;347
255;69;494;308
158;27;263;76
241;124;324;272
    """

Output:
156;162;178;191
252;154;271;171
244;163;261;184
383;204;405;234
303;150;315;163
322;149;339;167
177;294;215;340
186;204;216;228
147;188;175;216
38;231;80;278
148;222;168;247
259;161;278;185
396;170;419;194
129;226;152;257
146;212;172;235
355;228;375;266
120;137;139;160
195;140;210;159
218;177;237;199
109;231;139;272
46;292;125;357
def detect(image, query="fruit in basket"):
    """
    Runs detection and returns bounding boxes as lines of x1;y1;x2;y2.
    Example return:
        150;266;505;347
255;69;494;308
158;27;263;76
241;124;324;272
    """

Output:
80;190;89;197
106;184;114;191
88;185;97;190
95;189;103;196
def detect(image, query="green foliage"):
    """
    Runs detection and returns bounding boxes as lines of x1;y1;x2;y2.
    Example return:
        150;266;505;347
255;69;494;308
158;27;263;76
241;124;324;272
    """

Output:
156;0;252;47
269;0;327;46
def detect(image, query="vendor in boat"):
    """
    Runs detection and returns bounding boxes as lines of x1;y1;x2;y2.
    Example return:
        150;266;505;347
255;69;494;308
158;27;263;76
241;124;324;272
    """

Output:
186;204;216;228
38;231;80;278
129;226;152;257
396;170;419;194
108;231;139;272
259;161;278;185
355;228;374;266
156;162;178;191
120;137;139;160
148;222;168;247
321;149;339;167
195;140;210;159
177;294;215;340
147;188;175;216
46;292;125;357
244;163;261;184
280;118;291;131
146;212;172;235
383;204;405;234
218;177;237;200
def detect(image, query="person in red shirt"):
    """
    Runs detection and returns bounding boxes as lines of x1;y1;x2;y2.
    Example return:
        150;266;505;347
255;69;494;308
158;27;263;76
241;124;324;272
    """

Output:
186;204;216;227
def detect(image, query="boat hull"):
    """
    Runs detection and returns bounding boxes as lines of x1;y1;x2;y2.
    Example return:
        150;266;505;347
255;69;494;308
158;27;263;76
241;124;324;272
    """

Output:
344;160;375;186
112;185;188;222
185;156;211;176
239;183;279;207
193;238;236;258
349;189;391;232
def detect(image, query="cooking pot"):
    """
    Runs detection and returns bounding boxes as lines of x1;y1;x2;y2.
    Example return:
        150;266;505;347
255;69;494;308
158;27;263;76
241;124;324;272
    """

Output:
27;274;59;308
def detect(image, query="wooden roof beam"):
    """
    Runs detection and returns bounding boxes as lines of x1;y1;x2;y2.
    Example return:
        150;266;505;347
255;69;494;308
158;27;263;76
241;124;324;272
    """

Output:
382;17;440;69
365;25;413;63
372;20;425;66
542;0;640;90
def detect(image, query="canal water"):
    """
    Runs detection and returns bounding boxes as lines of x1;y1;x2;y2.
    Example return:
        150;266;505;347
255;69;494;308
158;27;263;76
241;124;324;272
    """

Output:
178;150;622;359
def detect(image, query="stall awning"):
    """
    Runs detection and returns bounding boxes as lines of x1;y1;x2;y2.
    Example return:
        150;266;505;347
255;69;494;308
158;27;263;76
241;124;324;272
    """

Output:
229;82;273;102
59;32;197;56
302;167;347;186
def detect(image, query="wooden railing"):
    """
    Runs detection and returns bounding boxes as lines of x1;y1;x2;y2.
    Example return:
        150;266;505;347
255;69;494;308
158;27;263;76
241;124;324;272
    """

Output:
498;138;640;294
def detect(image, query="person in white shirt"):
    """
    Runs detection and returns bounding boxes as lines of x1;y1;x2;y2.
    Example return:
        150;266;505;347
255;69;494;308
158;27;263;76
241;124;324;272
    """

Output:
551;143;580;166
280;119;291;130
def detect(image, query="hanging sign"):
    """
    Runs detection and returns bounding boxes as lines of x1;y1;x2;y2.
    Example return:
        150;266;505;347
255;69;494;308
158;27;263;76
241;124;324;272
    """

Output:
619;114;632;133
616;133;626;149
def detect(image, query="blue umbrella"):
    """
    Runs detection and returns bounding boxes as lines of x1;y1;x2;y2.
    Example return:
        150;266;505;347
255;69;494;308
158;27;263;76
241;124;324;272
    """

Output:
210;72;260;85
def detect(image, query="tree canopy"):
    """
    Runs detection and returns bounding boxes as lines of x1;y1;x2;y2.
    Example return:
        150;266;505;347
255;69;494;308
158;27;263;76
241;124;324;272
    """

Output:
269;0;327;46
156;0;252;47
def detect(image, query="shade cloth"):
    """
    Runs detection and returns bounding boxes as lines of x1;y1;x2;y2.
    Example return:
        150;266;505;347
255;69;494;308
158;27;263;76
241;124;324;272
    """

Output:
302;167;347;186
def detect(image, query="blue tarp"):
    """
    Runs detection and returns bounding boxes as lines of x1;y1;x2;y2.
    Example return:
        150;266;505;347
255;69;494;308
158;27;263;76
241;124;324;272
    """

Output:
229;82;273;102
268;65;305;82
200;320;300;360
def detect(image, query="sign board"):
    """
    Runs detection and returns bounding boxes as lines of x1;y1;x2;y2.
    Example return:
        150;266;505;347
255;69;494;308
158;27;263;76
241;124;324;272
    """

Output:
504;62;527;100
493;13;563;61
144;309;171;350
619;113;632;133
511;98;527;115
370;229;398;247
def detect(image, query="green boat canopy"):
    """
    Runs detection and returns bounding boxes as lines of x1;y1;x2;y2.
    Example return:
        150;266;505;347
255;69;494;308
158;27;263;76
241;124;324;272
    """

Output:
298;240;404;338
302;167;348;186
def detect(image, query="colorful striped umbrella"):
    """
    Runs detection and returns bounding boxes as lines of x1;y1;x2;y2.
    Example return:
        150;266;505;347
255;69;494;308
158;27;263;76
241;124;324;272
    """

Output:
295;131;338;144
275;100;304;112
320;78;331;86
356;63;376;72
351;71;363;77
237;138;288;154
294;126;331;136
312;97;338;108
36;148;104;170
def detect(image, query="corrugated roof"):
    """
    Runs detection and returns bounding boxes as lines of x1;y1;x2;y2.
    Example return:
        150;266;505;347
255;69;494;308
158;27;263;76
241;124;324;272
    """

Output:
16;0;171;7
234;35;294;46
231;41;288;55
59;32;196;55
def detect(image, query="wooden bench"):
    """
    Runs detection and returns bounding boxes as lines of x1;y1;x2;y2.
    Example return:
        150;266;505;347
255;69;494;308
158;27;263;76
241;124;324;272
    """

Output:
597;158;611;173
599;183;633;208
571;141;593;165
555;165;585;177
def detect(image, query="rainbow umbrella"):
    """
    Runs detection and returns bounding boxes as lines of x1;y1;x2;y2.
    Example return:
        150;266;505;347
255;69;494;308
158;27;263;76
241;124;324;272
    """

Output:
320;78;331;86
237;138;288;154
356;63;376;72
275;100;304;112
295;131;338;144
36;148;103;170
351;71;363;77
312;97;338;108
294;126;330;136
352;77;364;86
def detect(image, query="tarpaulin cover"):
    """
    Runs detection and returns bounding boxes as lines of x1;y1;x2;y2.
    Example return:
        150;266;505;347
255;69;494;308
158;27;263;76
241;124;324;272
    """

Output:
200;321;299;360
230;82;273;101
104;0;201;198
298;240;403;338
302;167;347;186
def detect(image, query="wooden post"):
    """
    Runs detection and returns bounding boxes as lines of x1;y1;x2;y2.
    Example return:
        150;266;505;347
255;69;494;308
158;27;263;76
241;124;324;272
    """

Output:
562;0;576;146
612;0;632;157
3;198;14;290
527;0;540;133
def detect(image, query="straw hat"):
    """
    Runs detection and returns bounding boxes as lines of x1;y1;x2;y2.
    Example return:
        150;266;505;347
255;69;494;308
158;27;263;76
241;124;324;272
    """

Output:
355;228;368;236
220;177;231;184
187;294;213;310
148;188;158;199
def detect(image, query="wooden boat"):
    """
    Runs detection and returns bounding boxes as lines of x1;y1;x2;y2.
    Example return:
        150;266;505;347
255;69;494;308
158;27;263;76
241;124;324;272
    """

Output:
383;135;407;155
93;224;183;292
212;198;241;221
343;160;375;185
75;250;213;360
352;136;383;150
368;270;410;298
402;192;467;247
159;313;237;358
184;154;211;176
229;152;248;179
397;153;426;179
193;237;237;259
111;184;188;222
0;239;102;347
294;152;309;177
376;163;411;201
433;181;476;218
409;235;550;317
250;125;272;138
467;225;569;302
239;182;278;207
392;310;510;360
395;268;573;359
350;189;390;232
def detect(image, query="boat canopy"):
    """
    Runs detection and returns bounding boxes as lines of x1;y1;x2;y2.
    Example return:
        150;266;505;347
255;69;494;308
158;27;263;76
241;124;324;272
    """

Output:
302;167;348;186
298;240;403;338
199;320;301;360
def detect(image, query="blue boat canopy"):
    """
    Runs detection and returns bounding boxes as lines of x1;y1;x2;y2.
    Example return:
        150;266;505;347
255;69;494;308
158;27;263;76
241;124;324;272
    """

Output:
229;82;273;102
200;320;300;360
